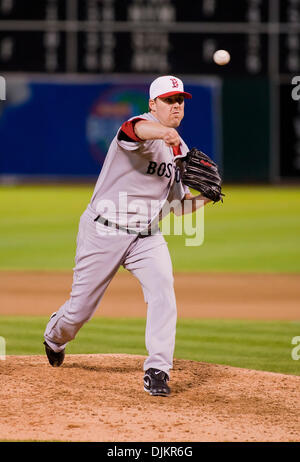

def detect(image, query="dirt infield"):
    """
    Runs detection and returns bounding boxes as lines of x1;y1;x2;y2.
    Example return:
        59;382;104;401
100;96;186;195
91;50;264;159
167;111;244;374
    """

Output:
1;270;300;442
1;354;300;442
1;270;300;319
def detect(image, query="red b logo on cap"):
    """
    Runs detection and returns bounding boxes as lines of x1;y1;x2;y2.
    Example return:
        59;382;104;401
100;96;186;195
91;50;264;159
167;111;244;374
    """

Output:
170;78;179;88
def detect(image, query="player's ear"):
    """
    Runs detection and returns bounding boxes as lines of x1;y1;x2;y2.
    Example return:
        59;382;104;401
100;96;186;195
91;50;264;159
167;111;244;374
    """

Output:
149;98;156;113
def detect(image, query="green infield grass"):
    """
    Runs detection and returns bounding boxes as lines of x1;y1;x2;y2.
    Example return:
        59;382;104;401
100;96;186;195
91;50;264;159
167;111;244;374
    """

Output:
1;316;300;376
0;184;300;272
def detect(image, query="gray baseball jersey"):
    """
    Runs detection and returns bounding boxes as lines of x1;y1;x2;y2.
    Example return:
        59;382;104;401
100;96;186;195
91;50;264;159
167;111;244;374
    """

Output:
44;111;190;375
90;111;190;231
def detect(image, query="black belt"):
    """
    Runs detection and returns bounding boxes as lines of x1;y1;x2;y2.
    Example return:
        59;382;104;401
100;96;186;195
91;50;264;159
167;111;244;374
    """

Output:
94;215;156;237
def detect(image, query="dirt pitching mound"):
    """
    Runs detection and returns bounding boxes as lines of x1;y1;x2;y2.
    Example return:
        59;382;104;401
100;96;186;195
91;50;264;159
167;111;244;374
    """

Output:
1;354;299;442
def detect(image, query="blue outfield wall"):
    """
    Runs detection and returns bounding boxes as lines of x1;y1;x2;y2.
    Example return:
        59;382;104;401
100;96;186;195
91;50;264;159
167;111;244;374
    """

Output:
0;77;221;177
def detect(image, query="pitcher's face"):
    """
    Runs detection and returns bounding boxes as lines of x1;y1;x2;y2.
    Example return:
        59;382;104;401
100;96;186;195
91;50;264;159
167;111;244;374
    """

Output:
149;94;185;128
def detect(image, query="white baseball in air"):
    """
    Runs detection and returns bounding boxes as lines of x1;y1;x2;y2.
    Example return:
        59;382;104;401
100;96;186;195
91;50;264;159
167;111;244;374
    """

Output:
213;49;231;66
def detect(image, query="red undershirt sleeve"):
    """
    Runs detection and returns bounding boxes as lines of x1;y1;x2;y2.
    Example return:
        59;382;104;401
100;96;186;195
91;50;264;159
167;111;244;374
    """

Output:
172;145;182;157
118;117;145;142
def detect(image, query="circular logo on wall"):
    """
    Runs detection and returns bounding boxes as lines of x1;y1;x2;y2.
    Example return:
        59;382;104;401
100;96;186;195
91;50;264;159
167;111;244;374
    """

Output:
86;86;148;165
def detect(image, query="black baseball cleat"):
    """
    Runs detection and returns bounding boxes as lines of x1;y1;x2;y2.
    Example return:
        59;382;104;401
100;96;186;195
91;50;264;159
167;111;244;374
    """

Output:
143;368;171;397
43;341;65;367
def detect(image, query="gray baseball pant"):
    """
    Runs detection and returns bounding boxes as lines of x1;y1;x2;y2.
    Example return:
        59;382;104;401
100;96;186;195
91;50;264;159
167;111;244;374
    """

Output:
44;206;177;375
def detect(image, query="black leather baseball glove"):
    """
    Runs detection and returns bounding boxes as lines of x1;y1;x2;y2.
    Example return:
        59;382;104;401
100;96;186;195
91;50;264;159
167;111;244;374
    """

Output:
181;148;224;203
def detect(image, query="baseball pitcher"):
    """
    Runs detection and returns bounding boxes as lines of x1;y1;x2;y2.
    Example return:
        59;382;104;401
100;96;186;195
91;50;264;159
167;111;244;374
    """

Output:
43;75;223;396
